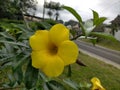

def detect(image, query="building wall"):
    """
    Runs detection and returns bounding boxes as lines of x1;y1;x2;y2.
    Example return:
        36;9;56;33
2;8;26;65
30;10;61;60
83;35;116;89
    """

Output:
115;30;120;41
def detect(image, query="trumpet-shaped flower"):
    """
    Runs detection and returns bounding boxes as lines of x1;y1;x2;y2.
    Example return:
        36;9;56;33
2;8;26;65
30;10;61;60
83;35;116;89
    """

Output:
29;24;78;77
91;77;106;90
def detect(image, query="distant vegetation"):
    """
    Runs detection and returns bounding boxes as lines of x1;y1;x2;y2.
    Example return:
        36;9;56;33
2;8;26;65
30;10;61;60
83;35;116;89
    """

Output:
0;0;37;20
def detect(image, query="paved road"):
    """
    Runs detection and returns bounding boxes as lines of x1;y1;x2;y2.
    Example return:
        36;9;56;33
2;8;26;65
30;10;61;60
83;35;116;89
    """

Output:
75;40;120;68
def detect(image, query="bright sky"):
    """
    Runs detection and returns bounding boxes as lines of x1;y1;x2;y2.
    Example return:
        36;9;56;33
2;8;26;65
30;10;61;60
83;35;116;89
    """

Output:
36;0;120;24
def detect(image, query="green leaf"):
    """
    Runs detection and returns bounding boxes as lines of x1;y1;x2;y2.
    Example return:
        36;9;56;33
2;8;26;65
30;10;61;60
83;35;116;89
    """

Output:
67;65;72;77
62;6;82;23
44;80;66;90
13;53;30;71
13;67;23;85
43;82;50;90
0;32;15;41
63;78;78;90
92;10;107;26
12;24;33;37
62;6;85;35
7;73;16;87
49;80;66;90
24;60;39;89
92;10;99;25
0;61;13;71
90;32;117;41
79;82;92;89
70;29;76;37
0;40;29;48
39;71;48;82
89;37;97;46
12;24;31;32
45;19;58;25
95;17;107;26
36;22;52;30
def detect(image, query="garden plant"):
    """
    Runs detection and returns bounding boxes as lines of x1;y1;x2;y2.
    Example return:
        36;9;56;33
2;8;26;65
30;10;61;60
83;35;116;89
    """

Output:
0;5;117;90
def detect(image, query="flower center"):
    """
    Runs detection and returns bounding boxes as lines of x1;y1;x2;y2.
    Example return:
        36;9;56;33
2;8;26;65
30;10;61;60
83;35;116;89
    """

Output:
49;44;58;55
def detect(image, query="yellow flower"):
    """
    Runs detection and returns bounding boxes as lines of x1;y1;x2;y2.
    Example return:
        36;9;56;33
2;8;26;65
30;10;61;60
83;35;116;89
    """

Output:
29;24;78;77
91;77;106;90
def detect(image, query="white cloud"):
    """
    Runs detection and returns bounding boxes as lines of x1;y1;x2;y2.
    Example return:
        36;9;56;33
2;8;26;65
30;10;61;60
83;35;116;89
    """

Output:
36;0;120;24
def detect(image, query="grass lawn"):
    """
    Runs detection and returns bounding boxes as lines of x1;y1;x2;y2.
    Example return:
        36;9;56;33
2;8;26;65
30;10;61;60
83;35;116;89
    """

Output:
61;52;120;90
80;38;120;51
97;39;120;51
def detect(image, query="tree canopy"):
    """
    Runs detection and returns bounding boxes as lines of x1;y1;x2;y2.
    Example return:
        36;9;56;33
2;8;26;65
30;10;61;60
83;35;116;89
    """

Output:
43;1;62;21
0;0;37;19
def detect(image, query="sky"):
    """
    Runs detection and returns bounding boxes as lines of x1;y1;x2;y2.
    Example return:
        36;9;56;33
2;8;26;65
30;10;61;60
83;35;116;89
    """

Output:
35;0;120;24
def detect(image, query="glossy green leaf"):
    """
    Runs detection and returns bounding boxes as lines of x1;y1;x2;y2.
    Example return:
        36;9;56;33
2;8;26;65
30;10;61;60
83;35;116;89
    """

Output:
36;22;52;30
0;40;29;48
89;37;97;46
13;53;30;71
62;6;85;35
63;78;78;90
92;10;99;25
0;32;15;41
90;32;117;41
67;65;72;77
44;80;66;90
12;24;32;32
62;6;82;22
92;10;107;26
49;80;66;90
39;71;48;82
40;21;52;29
95;17;107;26
45;19;58;25
7;73;16;87
24;60;39;89
12;24;33;37
13;67;23;85
79;82;92;89
43;82;50;90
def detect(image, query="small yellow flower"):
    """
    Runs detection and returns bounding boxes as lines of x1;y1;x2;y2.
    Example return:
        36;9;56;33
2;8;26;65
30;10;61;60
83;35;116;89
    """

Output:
29;24;78;77
91;77;106;90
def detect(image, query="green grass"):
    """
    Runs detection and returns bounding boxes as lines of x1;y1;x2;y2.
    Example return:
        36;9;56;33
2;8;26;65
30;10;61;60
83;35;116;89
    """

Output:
80;38;120;51
61;53;120;90
97;39;120;51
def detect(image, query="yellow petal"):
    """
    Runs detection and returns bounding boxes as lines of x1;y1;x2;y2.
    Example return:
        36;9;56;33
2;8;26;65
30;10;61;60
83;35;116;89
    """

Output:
29;30;49;50
31;51;47;68
91;77;106;90
42;55;64;77
58;40;78;66
31;50;64;77
91;77;101;84
49;24;69;46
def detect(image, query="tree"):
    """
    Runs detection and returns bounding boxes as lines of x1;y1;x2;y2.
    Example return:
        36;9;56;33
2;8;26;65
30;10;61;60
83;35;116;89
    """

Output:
47;10;53;19
19;0;37;15
0;0;37;19
0;0;14;19
44;1;62;21
111;15;120;35
53;2;62;21
42;0;46;21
